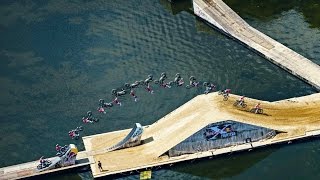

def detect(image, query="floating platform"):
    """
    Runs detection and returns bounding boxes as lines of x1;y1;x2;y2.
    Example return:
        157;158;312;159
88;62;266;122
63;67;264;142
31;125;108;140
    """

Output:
82;92;320;178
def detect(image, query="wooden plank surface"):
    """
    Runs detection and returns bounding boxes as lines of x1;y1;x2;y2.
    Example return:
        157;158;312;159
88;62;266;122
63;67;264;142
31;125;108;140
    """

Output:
84;92;320;178
193;0;320;90
0;157;91;180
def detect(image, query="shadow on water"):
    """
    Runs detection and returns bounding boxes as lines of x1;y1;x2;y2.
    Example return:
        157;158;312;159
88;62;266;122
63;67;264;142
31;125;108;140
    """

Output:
172;147;276;179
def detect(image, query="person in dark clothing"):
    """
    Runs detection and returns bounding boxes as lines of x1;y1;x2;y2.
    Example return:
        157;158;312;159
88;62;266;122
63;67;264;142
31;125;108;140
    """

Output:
98;161;103;171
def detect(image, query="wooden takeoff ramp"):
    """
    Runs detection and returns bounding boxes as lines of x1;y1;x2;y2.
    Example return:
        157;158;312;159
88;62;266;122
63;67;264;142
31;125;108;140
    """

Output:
82;92;320;178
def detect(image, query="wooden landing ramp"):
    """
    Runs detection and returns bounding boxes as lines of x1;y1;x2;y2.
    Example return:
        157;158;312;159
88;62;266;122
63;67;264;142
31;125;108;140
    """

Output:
82;92;320;178
0;156;91;180
193;0;320;90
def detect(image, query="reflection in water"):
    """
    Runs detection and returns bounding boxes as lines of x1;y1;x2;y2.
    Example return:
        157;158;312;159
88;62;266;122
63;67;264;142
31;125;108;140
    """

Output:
173;148;276;179
224;0;320;28
159;0;193;15
300;0;320;28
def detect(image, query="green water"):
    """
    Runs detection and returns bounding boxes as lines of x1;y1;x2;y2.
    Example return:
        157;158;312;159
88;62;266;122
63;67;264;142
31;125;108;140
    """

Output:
0;0;320;179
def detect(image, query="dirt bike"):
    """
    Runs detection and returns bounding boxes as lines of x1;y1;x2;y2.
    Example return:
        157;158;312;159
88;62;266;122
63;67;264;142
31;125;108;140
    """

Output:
154;72;167;85
74;126;83;132
170;73;184;87
124;81;140;89
99;99;113;108
203;82;215;94
233;100;247;108
250;108;263;114
143;74;153;85
37;159;52;170
186;76;200;89
186;82;200;89
88;117;99;122
82;111;99;123
111;88;126;96
174;73;181;83
218;90;229;101
56;145;69;156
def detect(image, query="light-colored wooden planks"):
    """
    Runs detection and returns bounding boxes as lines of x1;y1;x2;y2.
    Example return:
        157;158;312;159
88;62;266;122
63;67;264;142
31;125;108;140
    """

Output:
85;92;320;178
194;0;320;89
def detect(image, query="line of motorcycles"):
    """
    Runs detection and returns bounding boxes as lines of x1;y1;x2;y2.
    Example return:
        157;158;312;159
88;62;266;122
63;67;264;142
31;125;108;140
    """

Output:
233;100;263;114
73;73;220;140
109;73;217;97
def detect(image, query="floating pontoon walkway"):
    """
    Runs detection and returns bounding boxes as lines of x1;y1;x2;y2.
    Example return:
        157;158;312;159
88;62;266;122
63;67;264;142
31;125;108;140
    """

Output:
193;0;320;90
82;92;320;178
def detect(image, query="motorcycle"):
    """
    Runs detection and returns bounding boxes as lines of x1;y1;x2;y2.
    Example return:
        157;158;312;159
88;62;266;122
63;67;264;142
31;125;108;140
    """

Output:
143;74;153;85
37;159;52;170
203;82;215;94
82;111;99;123
250;108;263;114
172;73;184;86
154;72;167;85
186;76;200;89
218;90;229;101
56;145;69;156
99;99;113;108
74;126;83;133
82;116;99;123
124;81;140;89
111;88;126;96
233;100;247;108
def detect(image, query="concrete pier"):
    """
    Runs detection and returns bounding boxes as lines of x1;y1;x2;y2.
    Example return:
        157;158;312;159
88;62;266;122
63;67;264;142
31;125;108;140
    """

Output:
193;0;320;90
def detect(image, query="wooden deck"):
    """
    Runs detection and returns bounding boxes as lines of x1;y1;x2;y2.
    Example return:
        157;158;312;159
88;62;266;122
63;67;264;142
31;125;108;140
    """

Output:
193;0;320;90
83;92;320;178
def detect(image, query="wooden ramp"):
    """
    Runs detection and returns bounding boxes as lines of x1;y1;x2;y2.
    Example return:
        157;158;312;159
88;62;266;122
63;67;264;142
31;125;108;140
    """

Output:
82;92;320;178
0;156;91;180
193;0;320;90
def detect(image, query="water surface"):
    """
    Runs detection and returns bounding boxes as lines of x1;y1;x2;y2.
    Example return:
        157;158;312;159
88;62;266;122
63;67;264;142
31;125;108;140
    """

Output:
0;0;320;179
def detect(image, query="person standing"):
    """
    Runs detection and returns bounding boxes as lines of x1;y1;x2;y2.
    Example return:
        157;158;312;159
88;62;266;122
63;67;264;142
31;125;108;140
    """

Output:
98;161;103;172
